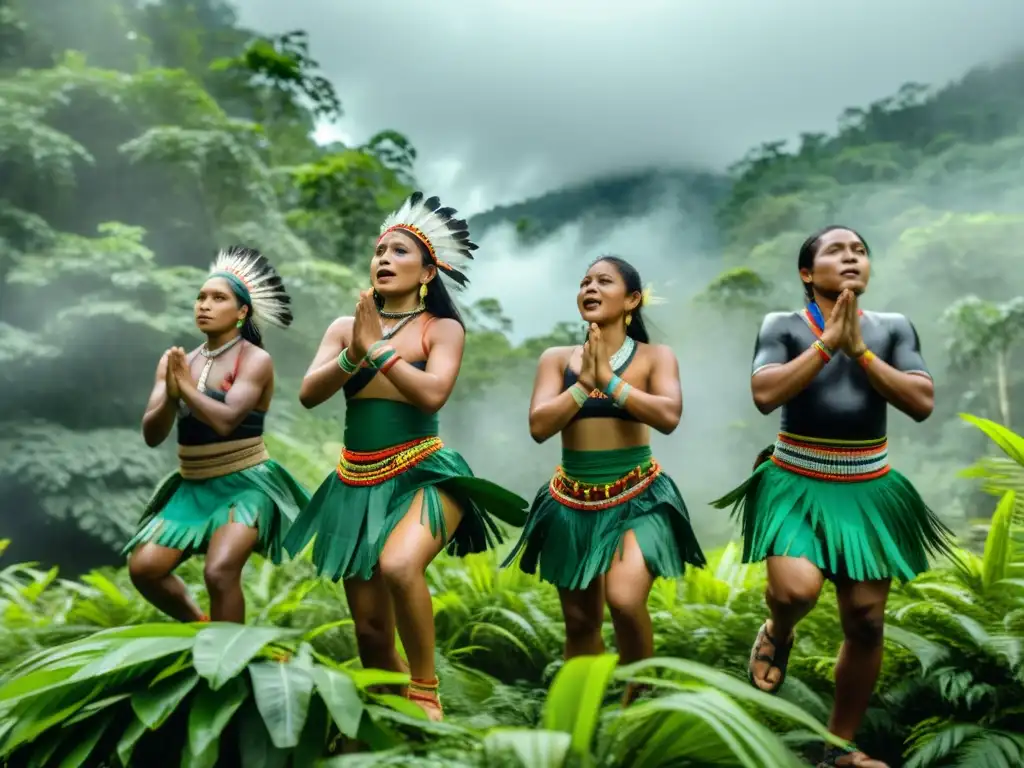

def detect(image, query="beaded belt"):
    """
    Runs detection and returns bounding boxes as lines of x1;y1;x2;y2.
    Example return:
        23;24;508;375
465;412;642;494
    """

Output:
771;432;889;482
548;458;661;511
336;436;443;487
178;437;269;480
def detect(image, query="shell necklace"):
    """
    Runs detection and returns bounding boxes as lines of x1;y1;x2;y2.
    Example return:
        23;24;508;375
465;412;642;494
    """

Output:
178;334;242;416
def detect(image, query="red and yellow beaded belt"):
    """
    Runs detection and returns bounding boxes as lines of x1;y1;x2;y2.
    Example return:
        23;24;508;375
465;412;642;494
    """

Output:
548;459;661;511
771;432;889;482
336;436;443;487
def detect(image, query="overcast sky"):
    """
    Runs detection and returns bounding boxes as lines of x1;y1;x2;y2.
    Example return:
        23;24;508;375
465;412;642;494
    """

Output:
235;0;1023;215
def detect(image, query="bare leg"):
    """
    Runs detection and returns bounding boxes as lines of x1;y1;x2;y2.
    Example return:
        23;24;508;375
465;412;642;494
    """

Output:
203;521;259;623
128;542;205;622
558;577;606;659
604;531;656;705
830;578;890;741
377;489;462;720
343;571;408;679
751;556;825;692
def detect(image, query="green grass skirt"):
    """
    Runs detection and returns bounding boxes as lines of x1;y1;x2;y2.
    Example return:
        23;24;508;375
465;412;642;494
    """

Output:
282;447;528;582
711;461;956;581
122;460;310;563
503;447;707;590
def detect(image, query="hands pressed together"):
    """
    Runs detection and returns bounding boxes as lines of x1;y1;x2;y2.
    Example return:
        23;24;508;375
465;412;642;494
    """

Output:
820;289;866;357
165;347;191;398
578;323;613;392
349;290;383;362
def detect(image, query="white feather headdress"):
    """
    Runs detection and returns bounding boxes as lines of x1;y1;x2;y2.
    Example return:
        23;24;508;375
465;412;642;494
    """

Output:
378;192;477;287
208;246;294;329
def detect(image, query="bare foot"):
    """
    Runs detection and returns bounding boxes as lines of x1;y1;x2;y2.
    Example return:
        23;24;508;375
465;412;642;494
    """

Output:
749;619;793;693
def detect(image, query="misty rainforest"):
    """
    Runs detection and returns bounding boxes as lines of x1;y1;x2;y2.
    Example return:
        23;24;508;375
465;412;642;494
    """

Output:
1;2;1022;767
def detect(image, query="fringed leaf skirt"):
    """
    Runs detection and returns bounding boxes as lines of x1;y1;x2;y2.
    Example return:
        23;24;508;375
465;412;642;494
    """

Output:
282;435;528;582
123;438;310;563
711;432;956;582
503;446;707;590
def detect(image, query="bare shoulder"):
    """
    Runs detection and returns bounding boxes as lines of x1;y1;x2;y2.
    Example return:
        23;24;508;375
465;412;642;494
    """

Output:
427;316;465;342
538;345;574;367
637;342;677;369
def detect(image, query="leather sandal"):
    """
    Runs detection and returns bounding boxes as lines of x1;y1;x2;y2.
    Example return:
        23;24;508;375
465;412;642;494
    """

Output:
405;677;443;721
748;620;793;694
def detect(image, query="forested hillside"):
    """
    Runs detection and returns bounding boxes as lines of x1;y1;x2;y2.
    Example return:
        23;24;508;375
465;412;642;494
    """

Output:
0;0;568;571
1;3;1022;766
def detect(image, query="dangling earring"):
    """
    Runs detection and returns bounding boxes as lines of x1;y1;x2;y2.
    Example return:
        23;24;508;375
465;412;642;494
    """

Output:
419;282;428;310
236;318;244;328
625;312;632;327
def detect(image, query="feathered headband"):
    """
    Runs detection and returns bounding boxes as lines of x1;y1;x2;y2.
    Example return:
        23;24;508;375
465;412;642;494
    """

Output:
208;246;294;329
377;192;477;288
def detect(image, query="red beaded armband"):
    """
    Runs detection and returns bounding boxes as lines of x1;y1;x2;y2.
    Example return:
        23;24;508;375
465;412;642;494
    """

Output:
379;354;401;375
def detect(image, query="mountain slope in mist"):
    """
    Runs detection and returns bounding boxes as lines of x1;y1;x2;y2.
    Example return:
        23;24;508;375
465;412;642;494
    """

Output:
469;168;730;251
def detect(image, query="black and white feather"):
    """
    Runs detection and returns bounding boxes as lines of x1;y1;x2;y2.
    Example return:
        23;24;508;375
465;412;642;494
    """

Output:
209;246;294;328
379;192;478;287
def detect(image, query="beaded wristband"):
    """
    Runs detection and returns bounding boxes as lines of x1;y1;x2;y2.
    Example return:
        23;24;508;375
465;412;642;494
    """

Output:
369;345;397;370
615;383;632;408
379;354;401;375
812;340;832;362
366;339;388;359
569;382;589;408
604;374;622;398
338;348;359;373
857;350;876;369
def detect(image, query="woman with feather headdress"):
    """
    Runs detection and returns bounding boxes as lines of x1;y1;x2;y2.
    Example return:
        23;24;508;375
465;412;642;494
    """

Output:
283;192;528;721
125;247;311;624
503;256;706;705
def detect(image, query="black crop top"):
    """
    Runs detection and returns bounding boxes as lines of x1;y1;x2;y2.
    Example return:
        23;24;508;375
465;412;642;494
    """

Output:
176;342;266;446
343;316;434;399
564;342;641;423
751;309;931;441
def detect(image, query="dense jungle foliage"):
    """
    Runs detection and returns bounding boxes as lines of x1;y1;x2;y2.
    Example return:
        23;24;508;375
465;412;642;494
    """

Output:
1;0;1023;765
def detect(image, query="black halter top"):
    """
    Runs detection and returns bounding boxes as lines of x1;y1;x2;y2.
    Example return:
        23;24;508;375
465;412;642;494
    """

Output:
176;342;266;446
563;340;640;423
342;316;433;399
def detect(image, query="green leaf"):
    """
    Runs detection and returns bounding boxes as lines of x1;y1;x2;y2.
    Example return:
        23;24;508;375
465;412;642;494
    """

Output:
130;670;199;729
542;653;619;758
192;624;293;690
310;665;363;738
187;677;248;758
116;716;147;767
249;660;314;749
236;700;289;768
57;712;114;768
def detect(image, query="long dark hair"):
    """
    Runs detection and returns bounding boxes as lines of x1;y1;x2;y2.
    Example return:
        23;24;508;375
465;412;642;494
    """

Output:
374;237;465;327
588;255;651;344
797;225;871;302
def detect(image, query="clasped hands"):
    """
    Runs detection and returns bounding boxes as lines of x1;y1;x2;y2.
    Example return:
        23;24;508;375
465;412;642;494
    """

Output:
348;290;385;364
820;289;867;358
577;323;614;393
164;347;192;400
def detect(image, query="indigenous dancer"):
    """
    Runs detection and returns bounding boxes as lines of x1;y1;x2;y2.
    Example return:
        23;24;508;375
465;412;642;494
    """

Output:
504;256;706;705
127;247;310;624
283;192;527;721
712;226;955;768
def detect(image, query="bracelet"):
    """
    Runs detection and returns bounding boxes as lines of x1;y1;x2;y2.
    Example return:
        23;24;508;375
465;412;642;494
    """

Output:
368;345;396;370
366;339;388;360
812;340;832;362
337;347;359;374
379;353;401;375
604;374;622;397
614;382;632;408
569;382;589;408
857;350;876;369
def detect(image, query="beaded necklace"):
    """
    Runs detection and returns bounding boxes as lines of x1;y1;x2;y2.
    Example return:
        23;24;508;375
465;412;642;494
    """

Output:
380;309;423;340
609;336;636;372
